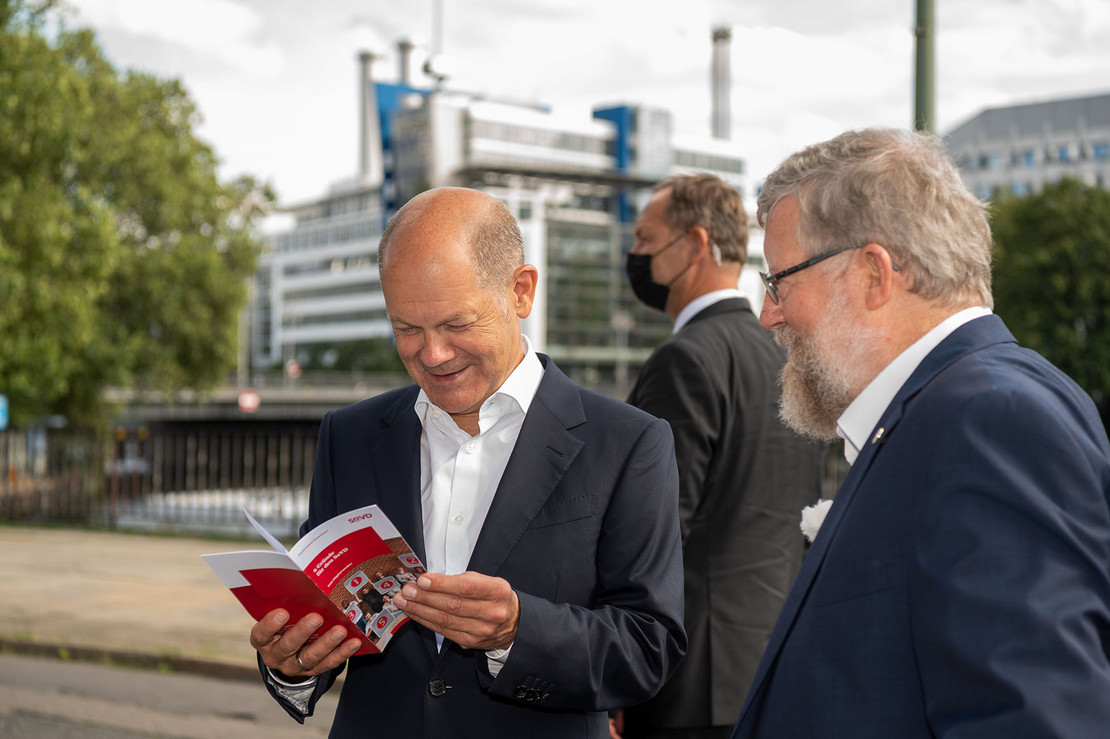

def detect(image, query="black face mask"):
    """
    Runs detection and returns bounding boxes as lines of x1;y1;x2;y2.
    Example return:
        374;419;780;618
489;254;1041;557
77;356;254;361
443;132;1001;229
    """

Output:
625;252;670;311
625;233;689;312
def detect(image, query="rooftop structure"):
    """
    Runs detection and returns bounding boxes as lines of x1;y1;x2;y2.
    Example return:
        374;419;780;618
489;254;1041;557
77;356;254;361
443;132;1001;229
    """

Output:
945;92;1110;199
251;40;757;395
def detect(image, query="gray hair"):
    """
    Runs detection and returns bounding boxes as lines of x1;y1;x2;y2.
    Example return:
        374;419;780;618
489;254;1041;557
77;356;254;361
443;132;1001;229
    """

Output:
757;128;993;309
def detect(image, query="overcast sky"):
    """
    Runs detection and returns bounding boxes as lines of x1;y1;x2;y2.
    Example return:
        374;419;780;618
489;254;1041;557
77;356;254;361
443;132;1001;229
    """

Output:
60;0;1110;207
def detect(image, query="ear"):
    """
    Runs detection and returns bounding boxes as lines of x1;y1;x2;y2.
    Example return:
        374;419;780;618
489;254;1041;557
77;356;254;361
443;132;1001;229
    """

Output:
861;243;898;311
510;264;539;319
688;225;711;258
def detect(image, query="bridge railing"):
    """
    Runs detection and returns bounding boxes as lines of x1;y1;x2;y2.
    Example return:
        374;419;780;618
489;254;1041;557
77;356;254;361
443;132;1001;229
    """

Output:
0;424;318;538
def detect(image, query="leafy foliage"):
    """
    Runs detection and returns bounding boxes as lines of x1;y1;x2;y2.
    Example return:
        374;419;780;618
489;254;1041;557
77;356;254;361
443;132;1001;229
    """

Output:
991;177;1110;422
0;1;273;427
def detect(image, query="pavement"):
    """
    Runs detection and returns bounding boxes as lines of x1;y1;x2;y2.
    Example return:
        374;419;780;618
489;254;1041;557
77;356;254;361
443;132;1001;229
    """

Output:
0;523;277;682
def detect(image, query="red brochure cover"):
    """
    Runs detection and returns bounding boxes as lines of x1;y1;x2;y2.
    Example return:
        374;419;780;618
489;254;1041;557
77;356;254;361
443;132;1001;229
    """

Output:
202;505;424;655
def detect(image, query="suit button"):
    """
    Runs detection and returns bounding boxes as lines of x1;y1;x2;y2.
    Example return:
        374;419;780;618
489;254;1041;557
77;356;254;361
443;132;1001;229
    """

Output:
428;678;447;697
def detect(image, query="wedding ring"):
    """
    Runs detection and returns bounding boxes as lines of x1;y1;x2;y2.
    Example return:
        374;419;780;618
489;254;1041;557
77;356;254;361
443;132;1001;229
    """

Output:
295;652;310;672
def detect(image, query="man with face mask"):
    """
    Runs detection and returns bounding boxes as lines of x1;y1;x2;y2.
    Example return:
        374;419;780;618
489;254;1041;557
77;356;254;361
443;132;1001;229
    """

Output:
618;174;825;739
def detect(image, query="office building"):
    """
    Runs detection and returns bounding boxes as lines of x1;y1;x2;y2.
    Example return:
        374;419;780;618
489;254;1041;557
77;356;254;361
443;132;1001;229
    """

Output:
250;45;755;393
945;92;1110;199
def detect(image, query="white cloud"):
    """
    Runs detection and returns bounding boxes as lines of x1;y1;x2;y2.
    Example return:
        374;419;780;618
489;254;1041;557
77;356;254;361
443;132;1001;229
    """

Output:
56;0;1110;203
68;0;285;78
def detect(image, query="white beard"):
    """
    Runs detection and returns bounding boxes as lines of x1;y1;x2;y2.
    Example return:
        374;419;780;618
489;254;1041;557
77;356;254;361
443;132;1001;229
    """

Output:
774;290;878;441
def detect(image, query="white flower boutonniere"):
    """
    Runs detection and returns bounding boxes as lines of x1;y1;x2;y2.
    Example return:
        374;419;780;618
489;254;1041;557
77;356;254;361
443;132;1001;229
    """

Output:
799;499;834;544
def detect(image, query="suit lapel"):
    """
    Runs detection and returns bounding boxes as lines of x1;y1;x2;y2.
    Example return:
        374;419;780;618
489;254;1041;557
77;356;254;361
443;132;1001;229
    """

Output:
368;388;427;561
467;358;586;576
366;388;441;662
735;315;1017;727
735;429;887;723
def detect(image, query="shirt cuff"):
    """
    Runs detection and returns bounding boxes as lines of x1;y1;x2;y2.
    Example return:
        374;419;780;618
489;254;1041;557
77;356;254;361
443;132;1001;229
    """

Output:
263;666;319;715
485;643;513;678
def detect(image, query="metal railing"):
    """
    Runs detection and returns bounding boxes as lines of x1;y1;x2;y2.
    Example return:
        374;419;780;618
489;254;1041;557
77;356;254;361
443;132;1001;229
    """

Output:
0;425;317;538
2;425;849;538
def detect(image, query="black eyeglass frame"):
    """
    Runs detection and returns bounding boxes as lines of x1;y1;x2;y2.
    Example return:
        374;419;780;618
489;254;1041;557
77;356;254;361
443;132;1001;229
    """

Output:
759;245;865;304
760;243;902;304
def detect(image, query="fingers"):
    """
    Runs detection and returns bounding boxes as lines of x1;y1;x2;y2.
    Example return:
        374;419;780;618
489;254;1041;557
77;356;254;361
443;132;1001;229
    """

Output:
250;609;360;678
392;572;519;650
286;624;361;678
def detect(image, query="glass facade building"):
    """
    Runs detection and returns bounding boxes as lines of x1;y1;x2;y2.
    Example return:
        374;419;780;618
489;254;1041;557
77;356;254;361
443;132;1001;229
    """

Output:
251;62;754;396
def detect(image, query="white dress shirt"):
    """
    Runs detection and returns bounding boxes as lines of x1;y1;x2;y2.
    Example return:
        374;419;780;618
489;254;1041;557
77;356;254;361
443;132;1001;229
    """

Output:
267;335;543;705
837;307;993;465
416;335;544;578
412;335;544;671
672;288;746;333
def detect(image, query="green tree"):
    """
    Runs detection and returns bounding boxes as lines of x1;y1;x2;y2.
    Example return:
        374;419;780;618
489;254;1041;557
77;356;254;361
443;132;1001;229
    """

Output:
0;1;273;427
991;177;1110;423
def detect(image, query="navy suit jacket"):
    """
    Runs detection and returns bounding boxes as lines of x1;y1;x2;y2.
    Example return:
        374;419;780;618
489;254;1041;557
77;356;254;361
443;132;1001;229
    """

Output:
263;356;687;738
731;315;1110;737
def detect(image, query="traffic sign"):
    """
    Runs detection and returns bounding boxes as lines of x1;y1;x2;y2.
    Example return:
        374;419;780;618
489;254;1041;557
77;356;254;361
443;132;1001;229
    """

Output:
0;394;7;430
237;390;261;413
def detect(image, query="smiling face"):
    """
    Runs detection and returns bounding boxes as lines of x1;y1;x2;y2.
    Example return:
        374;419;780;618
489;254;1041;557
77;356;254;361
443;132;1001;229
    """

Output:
380;189;535;434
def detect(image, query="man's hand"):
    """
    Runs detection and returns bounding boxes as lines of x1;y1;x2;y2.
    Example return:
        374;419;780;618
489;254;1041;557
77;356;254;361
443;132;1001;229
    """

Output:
391;571;519;651
250;609;361;679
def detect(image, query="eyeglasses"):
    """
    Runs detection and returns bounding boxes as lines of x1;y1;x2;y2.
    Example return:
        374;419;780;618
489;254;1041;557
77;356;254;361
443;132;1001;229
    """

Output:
759;245;863;304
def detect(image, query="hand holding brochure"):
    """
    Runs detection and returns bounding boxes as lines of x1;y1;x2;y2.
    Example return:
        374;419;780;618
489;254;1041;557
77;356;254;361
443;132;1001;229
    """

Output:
202;505;424;655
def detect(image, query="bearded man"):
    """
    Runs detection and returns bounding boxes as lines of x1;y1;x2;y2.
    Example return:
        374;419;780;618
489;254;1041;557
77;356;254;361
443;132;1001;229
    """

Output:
730;127;1110;738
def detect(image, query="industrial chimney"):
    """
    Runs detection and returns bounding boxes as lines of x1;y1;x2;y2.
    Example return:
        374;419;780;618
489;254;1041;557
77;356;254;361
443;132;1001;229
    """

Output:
711;26;732;140
357;50;383;186
397;38;415;86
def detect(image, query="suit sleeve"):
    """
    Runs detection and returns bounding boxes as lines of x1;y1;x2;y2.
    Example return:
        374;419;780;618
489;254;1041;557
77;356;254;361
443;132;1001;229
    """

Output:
628;340;720;542
911;390;1110;736
256;409;344;720
482;416;687;711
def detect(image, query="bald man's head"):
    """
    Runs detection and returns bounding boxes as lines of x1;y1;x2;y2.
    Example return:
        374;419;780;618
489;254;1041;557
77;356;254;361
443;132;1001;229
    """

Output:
378;187;524;294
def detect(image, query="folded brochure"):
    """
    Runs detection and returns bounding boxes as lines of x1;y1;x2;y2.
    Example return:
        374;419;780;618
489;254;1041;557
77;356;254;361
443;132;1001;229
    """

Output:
202;504;424;655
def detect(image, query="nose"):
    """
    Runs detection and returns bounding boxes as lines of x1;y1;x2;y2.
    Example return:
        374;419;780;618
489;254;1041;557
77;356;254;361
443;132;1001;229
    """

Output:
419;330;455;368
759;295;783;330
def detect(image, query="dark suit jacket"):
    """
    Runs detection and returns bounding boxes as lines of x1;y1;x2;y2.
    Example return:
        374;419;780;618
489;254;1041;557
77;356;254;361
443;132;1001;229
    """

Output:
731;315;1110;737
263;356;687;738
623;298;825;730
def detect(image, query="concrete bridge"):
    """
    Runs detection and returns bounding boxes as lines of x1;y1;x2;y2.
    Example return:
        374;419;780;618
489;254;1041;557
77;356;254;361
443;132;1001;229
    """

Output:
104;371;412;423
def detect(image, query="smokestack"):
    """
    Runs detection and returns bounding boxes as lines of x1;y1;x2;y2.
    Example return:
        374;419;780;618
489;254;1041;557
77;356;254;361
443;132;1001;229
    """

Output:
358;50;383;186
397;38;415;86
711;26;732;140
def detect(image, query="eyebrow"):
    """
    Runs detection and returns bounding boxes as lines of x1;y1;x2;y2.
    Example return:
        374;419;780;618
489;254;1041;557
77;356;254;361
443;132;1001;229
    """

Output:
390;313;470;329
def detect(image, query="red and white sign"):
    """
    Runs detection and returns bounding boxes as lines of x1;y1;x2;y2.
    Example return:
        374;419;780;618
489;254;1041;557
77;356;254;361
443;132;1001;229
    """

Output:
237;390;261;413
345;570;370;594
371;611;396;638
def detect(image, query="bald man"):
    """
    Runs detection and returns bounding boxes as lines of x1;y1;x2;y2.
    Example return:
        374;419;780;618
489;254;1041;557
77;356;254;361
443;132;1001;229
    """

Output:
249;188;687;739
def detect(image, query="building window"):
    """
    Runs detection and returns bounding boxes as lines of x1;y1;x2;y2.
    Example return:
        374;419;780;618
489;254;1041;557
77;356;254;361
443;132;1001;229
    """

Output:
1093;143;1109;162
979;152;1004;170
